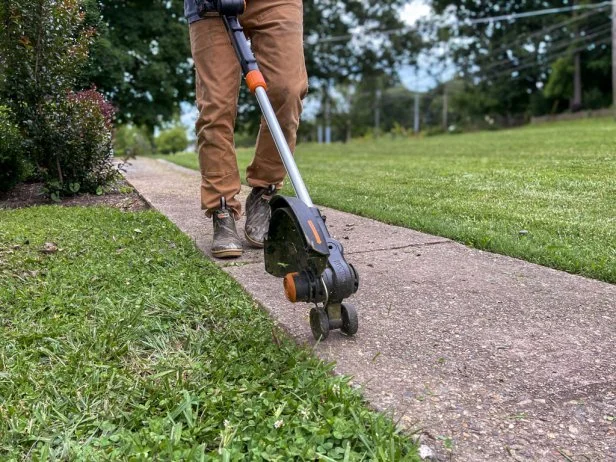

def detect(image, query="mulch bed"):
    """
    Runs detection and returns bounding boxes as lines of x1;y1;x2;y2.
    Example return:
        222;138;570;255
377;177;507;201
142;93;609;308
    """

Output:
0;179;149;212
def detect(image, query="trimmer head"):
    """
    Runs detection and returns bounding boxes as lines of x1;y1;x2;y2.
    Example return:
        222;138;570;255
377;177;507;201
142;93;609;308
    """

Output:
265;196;359;340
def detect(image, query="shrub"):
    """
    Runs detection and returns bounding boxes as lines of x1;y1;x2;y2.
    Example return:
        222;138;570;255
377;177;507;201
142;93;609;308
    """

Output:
423;126;446;137
114;124;154;158
29;90;116;197
0;106;26;192
234;131;257;148
155;126;189;155
0;1;115;198
0;0;96;125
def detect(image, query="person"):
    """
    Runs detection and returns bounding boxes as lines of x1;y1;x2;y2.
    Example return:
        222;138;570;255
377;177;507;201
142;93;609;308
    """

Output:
184;0;308;258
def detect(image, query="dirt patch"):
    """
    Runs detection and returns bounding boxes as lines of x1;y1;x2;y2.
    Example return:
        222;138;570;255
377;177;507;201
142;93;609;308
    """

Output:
0;180;149;212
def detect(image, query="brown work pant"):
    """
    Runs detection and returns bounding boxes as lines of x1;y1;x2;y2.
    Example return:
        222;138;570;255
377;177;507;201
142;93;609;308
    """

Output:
189;0;308;218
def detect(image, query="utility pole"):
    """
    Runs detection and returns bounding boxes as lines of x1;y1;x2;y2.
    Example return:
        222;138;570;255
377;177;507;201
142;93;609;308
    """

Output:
442;85;448;131
573;52;582;110
345;88;352;143
572;0;583;111
414;93;421;134
323;81;332;144
324;96;331;144
374;88;382;137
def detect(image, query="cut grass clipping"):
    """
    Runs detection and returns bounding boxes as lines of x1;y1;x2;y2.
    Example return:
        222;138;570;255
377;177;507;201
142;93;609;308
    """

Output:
163;118;616;283
0;207;418;461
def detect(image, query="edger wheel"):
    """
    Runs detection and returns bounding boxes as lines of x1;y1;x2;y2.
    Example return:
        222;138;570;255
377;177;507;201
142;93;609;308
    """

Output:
310;307;330;341
340;303;358;336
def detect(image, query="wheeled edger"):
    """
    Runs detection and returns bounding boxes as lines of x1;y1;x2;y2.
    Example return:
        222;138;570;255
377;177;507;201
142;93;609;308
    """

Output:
198;0;359;340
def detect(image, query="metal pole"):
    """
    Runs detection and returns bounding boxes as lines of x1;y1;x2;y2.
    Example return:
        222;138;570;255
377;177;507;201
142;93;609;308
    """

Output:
323;82;332;144
325;96;331;144
346;89;352;142
374;89;382;136
442;86;448;131
572;0;583;111
414;93;420;134
573;52;582;110
254;86;314;207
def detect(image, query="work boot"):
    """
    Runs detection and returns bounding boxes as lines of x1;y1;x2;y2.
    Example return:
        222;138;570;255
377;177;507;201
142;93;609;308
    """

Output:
245;185;276;248
211;198;243;259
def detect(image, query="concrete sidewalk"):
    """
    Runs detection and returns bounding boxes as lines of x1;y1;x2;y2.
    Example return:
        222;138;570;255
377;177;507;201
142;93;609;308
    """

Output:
123;157;615;461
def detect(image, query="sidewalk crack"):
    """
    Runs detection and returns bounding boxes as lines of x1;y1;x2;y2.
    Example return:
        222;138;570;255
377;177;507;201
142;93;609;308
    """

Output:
346;239;452;255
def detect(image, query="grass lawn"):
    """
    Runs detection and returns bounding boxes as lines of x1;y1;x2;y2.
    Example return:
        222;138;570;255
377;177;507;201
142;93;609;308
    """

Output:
0;206;418;460
166;118;616;283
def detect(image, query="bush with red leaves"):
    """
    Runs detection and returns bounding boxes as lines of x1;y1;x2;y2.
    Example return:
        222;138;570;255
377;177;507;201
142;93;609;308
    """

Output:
30;90;118;197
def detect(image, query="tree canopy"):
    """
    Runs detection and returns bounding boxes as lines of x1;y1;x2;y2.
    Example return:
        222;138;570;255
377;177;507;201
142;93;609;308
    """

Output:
86;0;193;131
86;0;421;131
426;0;613;118
303;0;421;82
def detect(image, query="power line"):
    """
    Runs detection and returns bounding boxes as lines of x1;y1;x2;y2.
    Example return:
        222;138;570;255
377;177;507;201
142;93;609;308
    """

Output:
407;22;611;94
466;1;612;25
487;7;611;58
417;31;611;98
408;5;613;94
305;1;613;45
451;36;612;89
480;21;613;74
412;11;611;86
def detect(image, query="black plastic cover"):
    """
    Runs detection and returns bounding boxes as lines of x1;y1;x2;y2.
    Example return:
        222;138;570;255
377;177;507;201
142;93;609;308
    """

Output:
264;196;330;278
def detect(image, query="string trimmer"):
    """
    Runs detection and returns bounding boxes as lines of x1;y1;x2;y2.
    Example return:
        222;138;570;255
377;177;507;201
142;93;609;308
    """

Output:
198;0;359;340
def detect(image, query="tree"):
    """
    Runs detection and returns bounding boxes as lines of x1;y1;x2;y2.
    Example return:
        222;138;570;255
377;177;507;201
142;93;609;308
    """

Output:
113;124;153;158
426;0;613;119
85;1;423;134
236;0;423;135
348;75;416;137
155;125;189;154
303;0;421;81
544;57;574;104
85;0;192;132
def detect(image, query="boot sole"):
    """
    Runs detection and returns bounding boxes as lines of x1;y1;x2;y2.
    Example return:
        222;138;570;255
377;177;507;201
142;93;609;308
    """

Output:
244;230;265;249
212;248;243;259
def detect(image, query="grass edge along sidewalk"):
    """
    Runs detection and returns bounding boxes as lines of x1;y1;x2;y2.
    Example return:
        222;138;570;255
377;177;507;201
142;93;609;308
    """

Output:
161;117;616;283
0;206;419;461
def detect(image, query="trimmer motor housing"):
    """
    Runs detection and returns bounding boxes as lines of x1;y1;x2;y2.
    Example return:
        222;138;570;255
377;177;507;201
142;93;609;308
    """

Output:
197;0;245;17
265;196;359;340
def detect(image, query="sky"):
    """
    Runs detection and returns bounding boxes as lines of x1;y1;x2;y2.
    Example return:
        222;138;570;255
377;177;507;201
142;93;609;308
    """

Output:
398;0;457;92
401;0;432;25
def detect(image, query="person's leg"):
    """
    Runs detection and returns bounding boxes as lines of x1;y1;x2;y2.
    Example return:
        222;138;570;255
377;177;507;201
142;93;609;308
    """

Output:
190;18;242;218
190;18;243;257
241;0;309;246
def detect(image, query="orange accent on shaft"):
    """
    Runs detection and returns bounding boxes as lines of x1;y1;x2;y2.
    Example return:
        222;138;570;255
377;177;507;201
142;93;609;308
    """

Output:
246;70;267;93
284;272;299;303
307;220;322;245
